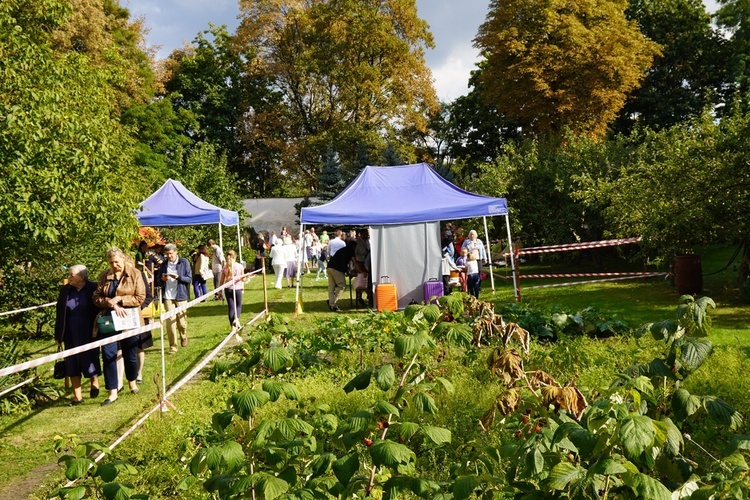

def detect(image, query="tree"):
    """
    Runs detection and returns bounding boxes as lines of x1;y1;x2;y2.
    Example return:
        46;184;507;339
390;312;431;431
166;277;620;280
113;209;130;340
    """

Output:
0;0;145;316
716;0;750;105
236;0;438;190
313;148;346;202
612;0;730;133
474;0;660;138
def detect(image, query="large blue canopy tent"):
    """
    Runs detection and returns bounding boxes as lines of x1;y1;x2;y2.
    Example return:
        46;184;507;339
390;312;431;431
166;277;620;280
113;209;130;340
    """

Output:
136;179;243;261
300;163;518;308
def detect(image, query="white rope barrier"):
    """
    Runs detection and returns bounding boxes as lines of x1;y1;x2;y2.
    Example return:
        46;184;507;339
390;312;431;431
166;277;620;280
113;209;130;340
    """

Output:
65;309;268;487
0;301;56;317
505;237;642;257
0;374;39;398
519;271;662;279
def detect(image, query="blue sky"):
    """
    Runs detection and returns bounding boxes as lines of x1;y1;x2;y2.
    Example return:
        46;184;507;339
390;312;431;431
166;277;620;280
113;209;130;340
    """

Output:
127;0;721;102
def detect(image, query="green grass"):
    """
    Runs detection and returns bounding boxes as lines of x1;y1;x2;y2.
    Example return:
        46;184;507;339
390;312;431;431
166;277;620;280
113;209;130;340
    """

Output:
3;246;749;495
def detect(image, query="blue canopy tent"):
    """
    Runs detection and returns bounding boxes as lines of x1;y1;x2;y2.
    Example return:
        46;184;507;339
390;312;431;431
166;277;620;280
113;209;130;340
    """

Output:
300;163;519;308
136;179;242;261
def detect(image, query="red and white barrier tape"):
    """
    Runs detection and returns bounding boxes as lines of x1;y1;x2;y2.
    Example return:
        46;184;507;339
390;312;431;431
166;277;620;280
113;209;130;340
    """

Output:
519;271;658;279
0;375;40;398
524;272;667;289
160;270;259;320
0;322;160;378
0;301;56;317
505;237;642;256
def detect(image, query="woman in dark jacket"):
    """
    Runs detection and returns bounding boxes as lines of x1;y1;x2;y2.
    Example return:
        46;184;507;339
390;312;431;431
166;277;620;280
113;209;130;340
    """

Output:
54;265;101;405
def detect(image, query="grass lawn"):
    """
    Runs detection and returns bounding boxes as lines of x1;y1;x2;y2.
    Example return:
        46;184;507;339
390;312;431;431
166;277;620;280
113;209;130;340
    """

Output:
2;245;749;495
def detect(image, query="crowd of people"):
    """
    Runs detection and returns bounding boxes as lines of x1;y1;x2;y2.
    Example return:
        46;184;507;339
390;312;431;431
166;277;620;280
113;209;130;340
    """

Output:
55;237;246;407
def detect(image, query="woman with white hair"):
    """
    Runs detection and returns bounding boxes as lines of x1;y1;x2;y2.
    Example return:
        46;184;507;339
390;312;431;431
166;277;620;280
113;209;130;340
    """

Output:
282;236;297;288
461;230;488;297
269;238;286;289
55;265;101;405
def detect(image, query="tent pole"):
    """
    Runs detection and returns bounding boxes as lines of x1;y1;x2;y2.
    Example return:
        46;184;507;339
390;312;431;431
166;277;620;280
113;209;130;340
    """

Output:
237;224;243;264
218;223;224;253
504;213;520;301
482;216;495;294
294;224;304;315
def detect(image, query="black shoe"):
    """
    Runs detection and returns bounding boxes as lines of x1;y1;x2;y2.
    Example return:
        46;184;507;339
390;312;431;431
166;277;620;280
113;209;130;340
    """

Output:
131;388;140;395
90;387;100;398
136;378;143;385
69;399;83;407
101;398;116;407
331;304;341;312
326;300;332;311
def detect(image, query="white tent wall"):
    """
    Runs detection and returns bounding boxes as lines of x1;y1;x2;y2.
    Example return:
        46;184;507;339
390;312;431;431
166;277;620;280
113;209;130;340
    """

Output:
371;222;442;309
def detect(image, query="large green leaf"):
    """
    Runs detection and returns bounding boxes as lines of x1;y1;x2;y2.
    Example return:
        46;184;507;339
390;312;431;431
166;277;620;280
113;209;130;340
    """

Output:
622;471;671;500
257;418;315;442
263;346;293;372
373;400;400;417
392;422;420;441
672;388;702;421
441;322;473;347
343;369;373;393
221;441;246;470
212;410;235;432
231;389;270;419
672;337;712;373
421;426;451;445
553;421;596;458
96;461;137;482
373;364;396;391
394;333;433;358
723;435;750;456
101;482;135;500
451;475;481;500
204;474;233;494
588;457;628;475
65;457;92;481
383;476;442;498
660;417;683;456
422;304;441;323
703;396;744;430
412;392;437;414
332;453;359;486
313;413;338;434
346;410;373;433
547;461;585;490
619;415;655;458
252;472;290;500
433;376;455;394
308;453;336;479
369;440;415;468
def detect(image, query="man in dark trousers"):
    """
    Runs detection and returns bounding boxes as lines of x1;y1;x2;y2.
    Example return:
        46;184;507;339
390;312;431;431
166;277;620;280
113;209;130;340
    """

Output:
326;240;357;312
155;243;192;353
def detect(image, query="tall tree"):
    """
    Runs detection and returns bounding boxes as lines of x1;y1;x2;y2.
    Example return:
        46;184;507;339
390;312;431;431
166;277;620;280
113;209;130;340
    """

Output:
716;0;750;105
474;0;660;138
236;0;438;191
0;0;145;312
612;0;730;133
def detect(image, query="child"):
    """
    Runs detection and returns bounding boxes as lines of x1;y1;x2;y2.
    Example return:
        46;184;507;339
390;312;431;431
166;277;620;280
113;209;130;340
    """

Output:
465;250;480;298
441;246;460;295
455;247;468;293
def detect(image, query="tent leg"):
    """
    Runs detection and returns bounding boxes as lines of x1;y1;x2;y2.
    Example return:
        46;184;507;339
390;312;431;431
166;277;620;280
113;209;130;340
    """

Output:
294;224;304;316
218;224;223;253
505;214;520;301
237;224;243;264
482;216;495;294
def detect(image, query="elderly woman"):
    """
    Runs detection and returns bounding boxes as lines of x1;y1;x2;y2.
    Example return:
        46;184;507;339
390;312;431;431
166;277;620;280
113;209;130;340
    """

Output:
269;239;286;289
54;265;101;406
93;247;145;406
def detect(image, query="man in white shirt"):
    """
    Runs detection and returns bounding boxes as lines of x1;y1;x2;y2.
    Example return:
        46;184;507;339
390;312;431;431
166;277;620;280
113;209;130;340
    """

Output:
208;239;225;299
326;230;346;257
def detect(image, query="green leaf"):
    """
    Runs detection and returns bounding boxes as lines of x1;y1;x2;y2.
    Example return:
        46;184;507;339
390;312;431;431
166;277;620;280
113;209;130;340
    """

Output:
622;471;671;500
263;346;292;372
547;461;585;490
723;435;750;456
369;440;416;468
313;413;338;434
206;446;223;471
373;400;400;417
660;417;683;456
332;453;359;486
394;333;432;358
65;457;92;480
412;392;437;414
441;322;473;347
588;457;628;475
252;472;289;499
96;461;137;483
212;410;235;432
392;422;420;441
262;380;284;401
422;304;441;322
346;410;373;433
433;376;454;393
221;441;245;470
308;453;336;479
101;482;135;500
619;415;655;458
673;337;712;373
373;364;396;391
231;389;270;419
53;486;87;500
452;475;481;500
421;426;451;445
343;369;373;393
649;320;678;341
672;388;702;421
703;396;744;430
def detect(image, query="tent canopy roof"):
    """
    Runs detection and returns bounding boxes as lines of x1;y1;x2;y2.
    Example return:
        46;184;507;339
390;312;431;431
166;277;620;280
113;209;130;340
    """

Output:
136;179;239;226
300;163;507;225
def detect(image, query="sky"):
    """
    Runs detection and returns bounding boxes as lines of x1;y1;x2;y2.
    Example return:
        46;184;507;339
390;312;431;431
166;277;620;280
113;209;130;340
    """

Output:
126;0;721;103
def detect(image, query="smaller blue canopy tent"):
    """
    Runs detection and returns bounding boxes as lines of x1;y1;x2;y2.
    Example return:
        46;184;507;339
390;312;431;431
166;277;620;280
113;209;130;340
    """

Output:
136;179;242;259
300;163;519;307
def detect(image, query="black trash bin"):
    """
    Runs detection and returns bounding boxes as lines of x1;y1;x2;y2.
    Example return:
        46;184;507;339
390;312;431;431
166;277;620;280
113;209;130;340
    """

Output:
674;254;702;294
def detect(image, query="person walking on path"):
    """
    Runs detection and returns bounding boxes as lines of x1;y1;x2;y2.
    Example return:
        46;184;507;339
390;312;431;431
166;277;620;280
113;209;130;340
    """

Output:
208;239;225;300
156;243;192;353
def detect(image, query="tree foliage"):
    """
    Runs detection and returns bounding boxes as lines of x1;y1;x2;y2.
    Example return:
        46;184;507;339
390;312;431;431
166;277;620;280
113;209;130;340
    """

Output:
235;0;438;190
474;0;660;138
